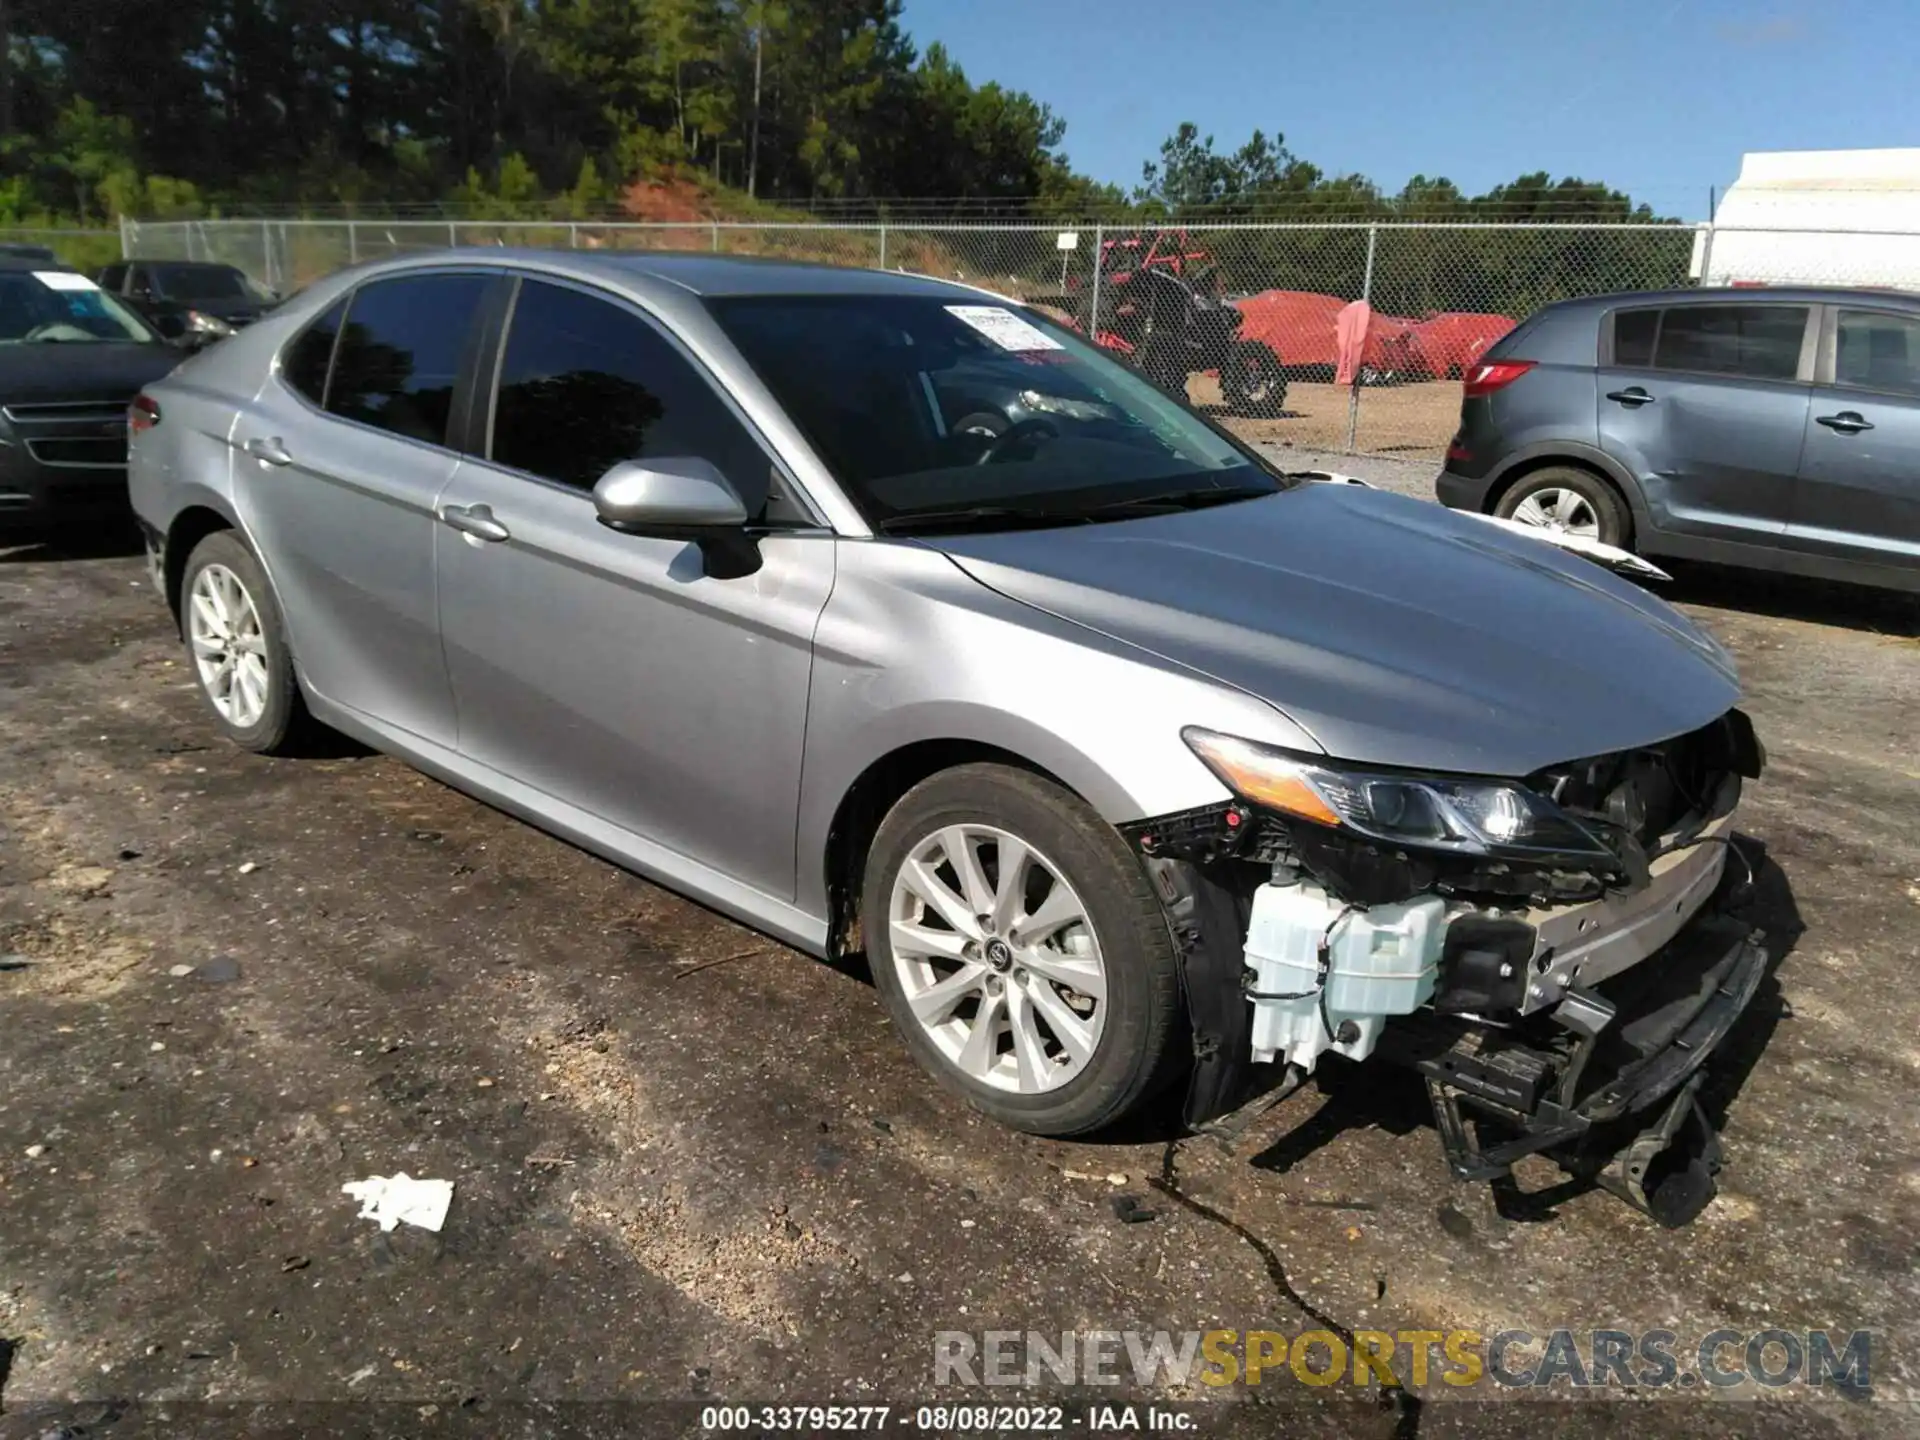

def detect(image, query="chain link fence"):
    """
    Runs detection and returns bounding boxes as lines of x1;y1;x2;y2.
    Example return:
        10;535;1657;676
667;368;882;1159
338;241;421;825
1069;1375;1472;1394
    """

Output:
120;215;1914;459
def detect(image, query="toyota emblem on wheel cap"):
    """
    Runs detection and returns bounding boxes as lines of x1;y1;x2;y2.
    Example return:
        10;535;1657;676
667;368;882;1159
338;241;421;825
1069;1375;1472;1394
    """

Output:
985;939;1013;970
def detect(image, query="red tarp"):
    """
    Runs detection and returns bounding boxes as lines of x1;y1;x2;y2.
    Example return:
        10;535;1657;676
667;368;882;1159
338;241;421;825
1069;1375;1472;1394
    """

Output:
1231;290;1345;368
1232;289;1432;375
1405;312;1518;379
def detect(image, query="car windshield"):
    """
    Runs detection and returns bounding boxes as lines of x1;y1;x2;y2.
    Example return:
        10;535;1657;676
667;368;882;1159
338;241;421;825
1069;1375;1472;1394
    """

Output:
0;271;153;343
705;294;1286;530
152;266;267;302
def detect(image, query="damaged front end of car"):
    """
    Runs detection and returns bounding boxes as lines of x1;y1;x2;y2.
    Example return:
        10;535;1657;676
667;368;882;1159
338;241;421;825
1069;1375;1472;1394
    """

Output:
1124;707;1769;1227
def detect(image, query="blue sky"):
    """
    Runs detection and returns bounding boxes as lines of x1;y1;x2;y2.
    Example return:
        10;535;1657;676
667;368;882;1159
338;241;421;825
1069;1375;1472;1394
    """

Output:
899;0;1909;218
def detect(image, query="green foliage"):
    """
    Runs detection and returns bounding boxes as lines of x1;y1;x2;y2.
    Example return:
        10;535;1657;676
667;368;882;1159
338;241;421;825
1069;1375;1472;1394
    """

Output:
0;0;1664;268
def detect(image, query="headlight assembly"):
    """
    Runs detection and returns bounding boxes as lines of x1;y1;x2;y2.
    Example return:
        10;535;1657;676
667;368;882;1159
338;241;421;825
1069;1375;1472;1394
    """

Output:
185;310;236;336
1182;727;1618;863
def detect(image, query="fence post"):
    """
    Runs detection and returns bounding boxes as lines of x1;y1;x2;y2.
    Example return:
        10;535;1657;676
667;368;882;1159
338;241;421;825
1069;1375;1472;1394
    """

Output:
712;222;721;253
348;220;359;265
878;222;888;270
119;213;133;260
1696;220;1716;289
569;222;578;249
261;220;273;290
1088;222;1104;341
1345;222;1379;453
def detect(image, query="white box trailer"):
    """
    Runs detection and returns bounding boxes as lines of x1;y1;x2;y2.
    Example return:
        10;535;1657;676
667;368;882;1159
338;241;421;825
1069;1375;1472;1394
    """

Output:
1692;148;1920;290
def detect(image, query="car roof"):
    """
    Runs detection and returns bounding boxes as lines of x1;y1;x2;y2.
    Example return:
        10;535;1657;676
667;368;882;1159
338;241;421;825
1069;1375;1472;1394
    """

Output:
0;256;72;272
339;247;994;302
1546;285;1920;316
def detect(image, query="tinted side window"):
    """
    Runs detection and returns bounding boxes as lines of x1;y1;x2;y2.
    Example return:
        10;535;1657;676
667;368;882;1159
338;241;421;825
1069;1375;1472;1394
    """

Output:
328;274;489;445
1654;305;1807;381
99;264;127;292
1612;308;1659;368
490;279;769;508
282;297;347;407
1834;310;1920;397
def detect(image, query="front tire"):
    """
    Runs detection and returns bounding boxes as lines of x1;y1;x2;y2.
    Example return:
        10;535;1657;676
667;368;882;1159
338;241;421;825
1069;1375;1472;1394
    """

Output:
862;764;1184;1136
1494;465;1631;549
180;530;312;754
1223;340;1288;417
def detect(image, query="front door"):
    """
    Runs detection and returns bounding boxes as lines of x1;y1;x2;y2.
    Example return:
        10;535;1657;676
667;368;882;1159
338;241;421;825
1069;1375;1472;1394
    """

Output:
1596;300;1814;545
1787;304;1920;577
433;275;834;901
231;270;494;745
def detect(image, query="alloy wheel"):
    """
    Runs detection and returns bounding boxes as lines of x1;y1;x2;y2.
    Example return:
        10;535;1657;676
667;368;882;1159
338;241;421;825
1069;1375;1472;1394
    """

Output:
887;824;1108;1094
187;562;270;729
1509;486;1602;539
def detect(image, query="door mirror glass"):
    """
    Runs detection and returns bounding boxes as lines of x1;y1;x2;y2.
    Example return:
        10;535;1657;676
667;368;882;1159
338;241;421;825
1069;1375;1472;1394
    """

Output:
592;457;749;533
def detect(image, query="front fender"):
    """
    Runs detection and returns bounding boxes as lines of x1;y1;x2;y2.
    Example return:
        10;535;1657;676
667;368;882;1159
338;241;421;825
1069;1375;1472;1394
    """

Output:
793;539;1315;919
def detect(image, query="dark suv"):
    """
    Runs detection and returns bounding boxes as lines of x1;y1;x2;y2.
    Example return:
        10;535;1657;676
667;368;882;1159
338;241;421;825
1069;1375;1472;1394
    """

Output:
1436;288;1920;593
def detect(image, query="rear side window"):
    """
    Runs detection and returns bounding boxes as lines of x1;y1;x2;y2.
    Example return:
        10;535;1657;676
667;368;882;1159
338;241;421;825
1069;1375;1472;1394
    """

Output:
327;274;489;446
1834;310;1920;397
282;297;346;407
99;264;127;292
1611;308;1659;368
488;278;770;508
1654;305;1807;381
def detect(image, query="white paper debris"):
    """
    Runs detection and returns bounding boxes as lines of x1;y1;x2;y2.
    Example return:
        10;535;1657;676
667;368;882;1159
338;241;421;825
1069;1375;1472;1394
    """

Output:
945;304;1062;352
34;270;98;292
342;1172;454;1233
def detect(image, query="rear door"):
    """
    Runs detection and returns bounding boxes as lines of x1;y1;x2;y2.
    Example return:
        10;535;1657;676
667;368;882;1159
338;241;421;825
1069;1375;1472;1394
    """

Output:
231;270;497;745
1595;301;1815;546
1786;304;1920;576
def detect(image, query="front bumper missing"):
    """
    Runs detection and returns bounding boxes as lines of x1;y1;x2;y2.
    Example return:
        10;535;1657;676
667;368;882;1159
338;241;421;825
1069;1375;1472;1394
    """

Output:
1387;910;1766;1224
1167;860;1768;1225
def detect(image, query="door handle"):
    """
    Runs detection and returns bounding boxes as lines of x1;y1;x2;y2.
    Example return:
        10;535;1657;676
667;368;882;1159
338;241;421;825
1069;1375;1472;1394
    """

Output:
438;502;511;543
1816;411;1874;434
1605;387;1654;407
242;435;292;466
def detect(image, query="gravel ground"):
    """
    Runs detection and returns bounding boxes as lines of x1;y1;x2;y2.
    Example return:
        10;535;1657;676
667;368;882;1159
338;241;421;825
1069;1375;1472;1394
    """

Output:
1;512;1916;1439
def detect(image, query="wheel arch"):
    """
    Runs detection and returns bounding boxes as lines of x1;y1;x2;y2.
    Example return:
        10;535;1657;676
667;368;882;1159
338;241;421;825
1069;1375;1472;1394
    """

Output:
820;738;1093;964
162;498;244;630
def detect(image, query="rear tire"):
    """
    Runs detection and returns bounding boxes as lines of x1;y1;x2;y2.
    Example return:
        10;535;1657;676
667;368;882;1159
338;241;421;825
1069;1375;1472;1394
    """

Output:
179;530;314;755
1494;465;1631;549
862;764;1184;1137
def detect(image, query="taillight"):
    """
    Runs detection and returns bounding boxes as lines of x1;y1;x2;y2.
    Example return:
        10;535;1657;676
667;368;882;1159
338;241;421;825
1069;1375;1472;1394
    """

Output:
128;394;161;435
1461;360;1534;399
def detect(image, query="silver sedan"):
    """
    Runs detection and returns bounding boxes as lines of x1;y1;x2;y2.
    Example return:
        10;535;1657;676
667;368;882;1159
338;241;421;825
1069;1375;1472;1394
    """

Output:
129;251;1768;1220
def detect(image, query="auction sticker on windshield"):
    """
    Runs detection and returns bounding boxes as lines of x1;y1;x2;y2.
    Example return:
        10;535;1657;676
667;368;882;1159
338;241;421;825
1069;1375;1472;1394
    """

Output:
34;271;98;291
945;305;1062;353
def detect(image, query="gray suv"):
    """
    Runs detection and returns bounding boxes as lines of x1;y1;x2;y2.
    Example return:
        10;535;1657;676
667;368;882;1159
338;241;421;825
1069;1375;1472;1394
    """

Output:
1436;288;1920;593
128;251;1772;1222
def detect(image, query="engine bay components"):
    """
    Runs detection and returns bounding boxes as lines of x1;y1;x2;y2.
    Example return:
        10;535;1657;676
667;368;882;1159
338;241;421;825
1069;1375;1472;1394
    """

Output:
1243;877;1445;1069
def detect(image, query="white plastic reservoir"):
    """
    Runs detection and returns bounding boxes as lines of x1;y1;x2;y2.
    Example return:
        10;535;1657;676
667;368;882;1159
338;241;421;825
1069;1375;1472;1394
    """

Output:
1244;878;1446;1071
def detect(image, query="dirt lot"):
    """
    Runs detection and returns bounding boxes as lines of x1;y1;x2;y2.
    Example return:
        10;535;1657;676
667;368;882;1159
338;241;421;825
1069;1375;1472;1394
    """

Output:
1191;374;1464;459
1;520;1917;1438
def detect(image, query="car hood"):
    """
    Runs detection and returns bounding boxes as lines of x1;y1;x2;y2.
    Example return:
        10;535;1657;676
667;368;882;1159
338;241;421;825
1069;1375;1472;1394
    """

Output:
0;342;180;403
931;483;1741;776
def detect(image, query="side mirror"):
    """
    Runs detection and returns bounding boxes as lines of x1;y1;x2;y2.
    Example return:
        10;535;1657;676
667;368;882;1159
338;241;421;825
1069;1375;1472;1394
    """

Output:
591;457;760;578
